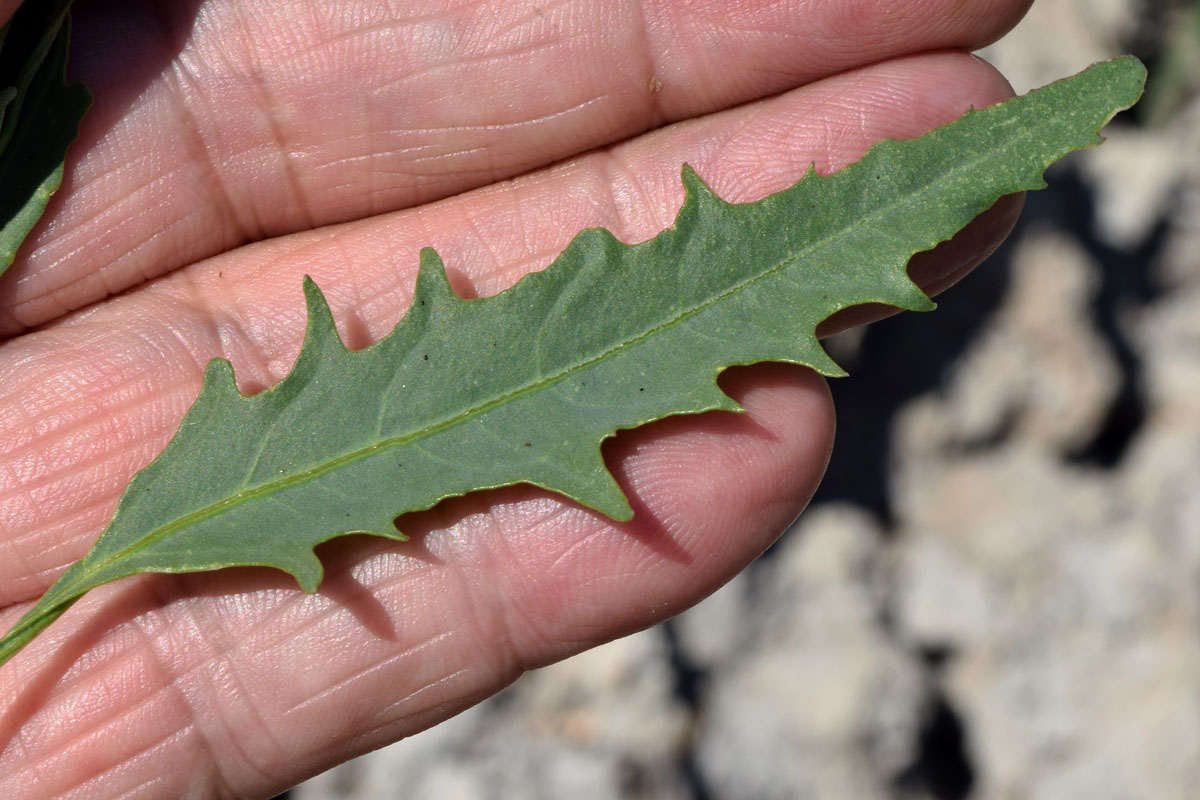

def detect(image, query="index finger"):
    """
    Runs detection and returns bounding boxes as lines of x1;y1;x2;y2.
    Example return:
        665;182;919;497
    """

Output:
0;0;1032;334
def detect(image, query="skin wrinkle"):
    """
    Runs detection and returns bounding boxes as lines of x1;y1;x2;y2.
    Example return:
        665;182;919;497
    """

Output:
300;647;481;746
503;519;624;655
7;353;155;439
282;630;458;719
75;739;184;800
75;717;191;797
282;17;405;64
1;392;162;495
50;690;178;791
484;0;571;43
164;51;257;247
357;664;473;737
30;155;167;279
408;517;510;681
363;43;379;222
543;526;611;575
0;521;36;614
91;230;153;302
140;614;277;795
224;29;320;236
1;454;165;577
16;664;162;782
381;94;619;147
462;205;508;275
226;596;359;671
378;30;588;92
94;215;189;300
25;124;170;310
215;585;371;674
474;504;565;668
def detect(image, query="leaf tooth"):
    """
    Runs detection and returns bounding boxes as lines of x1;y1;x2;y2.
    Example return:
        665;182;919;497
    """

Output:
534;444;633;522
304;274;341;338
196;356;242;404
281;520;408;593
279;547;326;594
283;276;349;376
569;471;633;522
413;247;462;315
678;164;728;224
795;342;847;379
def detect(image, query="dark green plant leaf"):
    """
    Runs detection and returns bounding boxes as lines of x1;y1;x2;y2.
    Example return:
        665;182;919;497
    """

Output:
0;0;91;272
0;57;1146;666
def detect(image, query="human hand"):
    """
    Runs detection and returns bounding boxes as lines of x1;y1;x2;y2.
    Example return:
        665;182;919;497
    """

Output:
0;0;1029;796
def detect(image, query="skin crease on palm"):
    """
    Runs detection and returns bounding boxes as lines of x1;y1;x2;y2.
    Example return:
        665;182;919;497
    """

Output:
0;0;1035;796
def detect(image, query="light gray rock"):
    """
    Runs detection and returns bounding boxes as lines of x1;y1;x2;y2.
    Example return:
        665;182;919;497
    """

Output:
895;227;1119;458
888;59;1200;796
685;506;927;800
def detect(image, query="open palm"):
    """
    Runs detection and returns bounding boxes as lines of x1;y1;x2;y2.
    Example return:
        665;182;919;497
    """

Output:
0;1;1029;797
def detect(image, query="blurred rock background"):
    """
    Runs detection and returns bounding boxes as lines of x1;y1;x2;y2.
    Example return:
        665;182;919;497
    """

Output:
290;0;1200;797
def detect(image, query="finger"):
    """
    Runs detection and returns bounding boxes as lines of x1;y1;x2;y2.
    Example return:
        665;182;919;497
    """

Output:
0;363;831;798
0;0;1031;333
0;51;1014;604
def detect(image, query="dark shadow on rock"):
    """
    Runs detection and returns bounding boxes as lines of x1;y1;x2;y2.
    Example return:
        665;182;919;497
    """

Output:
1043;167;1168;468
892;645;975;800
661;619;714;800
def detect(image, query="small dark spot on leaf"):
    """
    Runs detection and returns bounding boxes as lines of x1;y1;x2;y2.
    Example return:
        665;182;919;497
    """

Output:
524;442;532;447
639;387;644;392
423;354;429;360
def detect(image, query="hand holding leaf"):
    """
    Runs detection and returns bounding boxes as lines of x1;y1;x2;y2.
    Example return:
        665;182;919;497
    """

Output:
0;1;1139;797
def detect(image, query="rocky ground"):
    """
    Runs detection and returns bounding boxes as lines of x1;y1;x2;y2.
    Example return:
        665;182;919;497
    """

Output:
290;1;1200;798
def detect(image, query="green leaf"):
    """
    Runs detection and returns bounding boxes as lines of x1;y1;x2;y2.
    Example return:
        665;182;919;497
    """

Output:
0;0;91;272
0;57;1146;667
